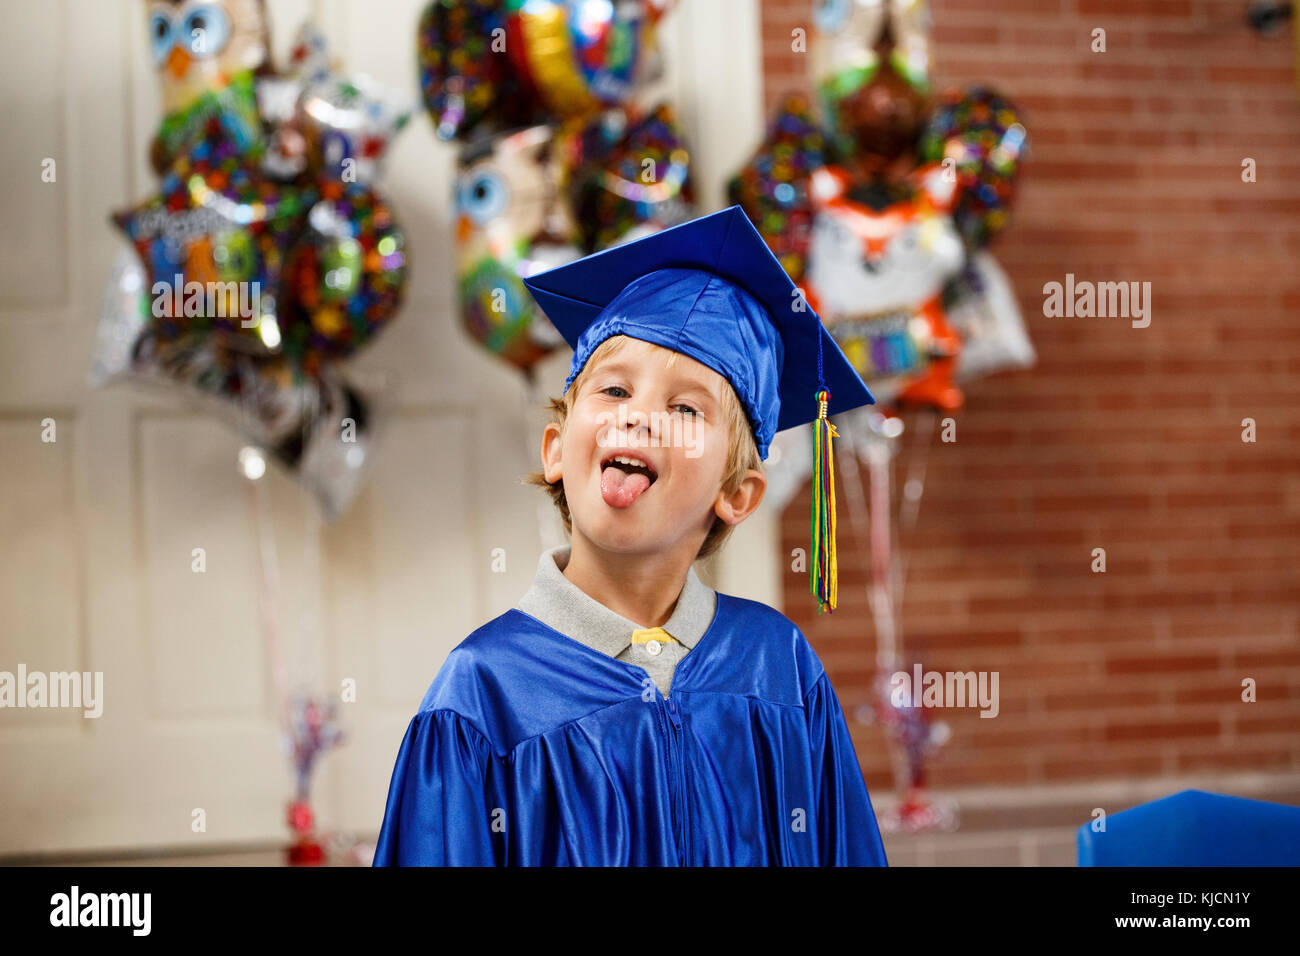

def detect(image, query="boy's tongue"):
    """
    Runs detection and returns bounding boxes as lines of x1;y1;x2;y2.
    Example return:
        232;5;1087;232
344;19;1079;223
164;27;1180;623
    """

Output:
600;465;651;509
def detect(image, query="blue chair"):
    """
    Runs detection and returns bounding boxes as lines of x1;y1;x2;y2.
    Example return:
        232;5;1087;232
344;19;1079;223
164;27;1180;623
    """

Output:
1077;789;1300;866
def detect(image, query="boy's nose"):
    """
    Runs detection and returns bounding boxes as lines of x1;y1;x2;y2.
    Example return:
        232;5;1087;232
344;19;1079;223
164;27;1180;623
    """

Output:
621;406;656;445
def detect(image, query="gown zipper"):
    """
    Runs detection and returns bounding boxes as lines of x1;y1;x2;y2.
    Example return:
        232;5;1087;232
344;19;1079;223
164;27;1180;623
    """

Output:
658;694;686;863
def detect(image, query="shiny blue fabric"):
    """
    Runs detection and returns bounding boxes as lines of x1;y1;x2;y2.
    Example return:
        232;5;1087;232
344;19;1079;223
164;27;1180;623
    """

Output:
1077;789;1300;866
373;593;889;866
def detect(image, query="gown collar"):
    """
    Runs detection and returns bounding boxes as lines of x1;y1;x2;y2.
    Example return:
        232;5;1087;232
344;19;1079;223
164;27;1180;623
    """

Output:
516;545;717;659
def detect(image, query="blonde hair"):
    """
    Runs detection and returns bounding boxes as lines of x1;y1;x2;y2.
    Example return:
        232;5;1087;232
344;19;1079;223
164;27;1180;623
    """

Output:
524;335;763;560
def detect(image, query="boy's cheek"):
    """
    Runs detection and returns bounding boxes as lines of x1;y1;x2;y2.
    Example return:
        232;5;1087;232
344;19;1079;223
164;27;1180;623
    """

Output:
561;448;593;485
681;418;724;462
681;419;704;459
572;410;614;450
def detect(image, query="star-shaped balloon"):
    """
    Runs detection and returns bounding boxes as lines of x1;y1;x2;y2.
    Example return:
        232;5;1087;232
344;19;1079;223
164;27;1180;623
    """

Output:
114;118;316;354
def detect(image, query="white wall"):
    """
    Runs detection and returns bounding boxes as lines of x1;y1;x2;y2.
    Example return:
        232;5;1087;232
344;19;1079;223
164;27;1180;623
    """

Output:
0;0;769;855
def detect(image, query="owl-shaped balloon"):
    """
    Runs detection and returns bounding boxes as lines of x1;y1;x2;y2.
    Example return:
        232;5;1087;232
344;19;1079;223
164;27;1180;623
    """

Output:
808;163;962;316
806;162;964;409
148;0;271;116
453;108;695;376
454;125;577;375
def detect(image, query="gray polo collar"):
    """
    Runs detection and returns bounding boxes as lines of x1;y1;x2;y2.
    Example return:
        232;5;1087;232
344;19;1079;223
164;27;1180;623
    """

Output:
516;545;716;658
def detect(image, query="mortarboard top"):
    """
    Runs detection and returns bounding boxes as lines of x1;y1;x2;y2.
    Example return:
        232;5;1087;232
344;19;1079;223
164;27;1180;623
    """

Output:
521;204;875;460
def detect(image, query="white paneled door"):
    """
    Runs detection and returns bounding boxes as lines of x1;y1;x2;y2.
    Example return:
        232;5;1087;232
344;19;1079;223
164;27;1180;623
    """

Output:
0;0;766;856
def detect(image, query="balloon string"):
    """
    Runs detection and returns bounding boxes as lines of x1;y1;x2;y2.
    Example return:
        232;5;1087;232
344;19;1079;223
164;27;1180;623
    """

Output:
300;451;323;694
895;407;937;623
248;466;291;737
834;414;872;557
899;407;936;535
299;379;323;694
235;357;291;739
865;436;896;670
295;486;325;804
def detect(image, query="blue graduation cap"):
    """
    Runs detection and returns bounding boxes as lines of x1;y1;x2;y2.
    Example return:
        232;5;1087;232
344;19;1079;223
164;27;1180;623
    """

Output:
522;204;875;461
522;204;874;612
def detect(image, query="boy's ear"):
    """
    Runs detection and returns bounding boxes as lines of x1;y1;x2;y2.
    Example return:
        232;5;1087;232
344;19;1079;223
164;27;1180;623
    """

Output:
541;421;564;483
713;469;766;527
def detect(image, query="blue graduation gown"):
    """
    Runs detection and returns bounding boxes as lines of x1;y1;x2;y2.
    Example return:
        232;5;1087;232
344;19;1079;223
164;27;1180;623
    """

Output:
373;592;888;866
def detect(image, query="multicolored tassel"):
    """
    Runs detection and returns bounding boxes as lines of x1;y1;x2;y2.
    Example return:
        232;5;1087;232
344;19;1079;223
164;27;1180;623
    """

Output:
810;387;838;613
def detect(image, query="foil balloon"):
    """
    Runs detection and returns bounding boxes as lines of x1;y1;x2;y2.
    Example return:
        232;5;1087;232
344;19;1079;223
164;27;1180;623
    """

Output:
727;92;830;283
91;247;378;521
811;0;888;99
427;0;689;376
504;0;673;118
114;123;315;355
252;26;325;183
103;12;411;522
91;248;158;392
829;60;930;179
278;369;379;522
255;24;412;188
279;183;408;376
148;0;270;114
917;86;1027;249
254;24;335;183
146;0;272;172
297;75;413;187
91;251;306;458
284;21;334;86
565;103;694;254
886;0;932;93
454;125;575;375
256;76;313;182
811;0;932;96
152;68;265;174
418;0;536;141
810;0;930;177
946;250;1035;383
805;163;964;410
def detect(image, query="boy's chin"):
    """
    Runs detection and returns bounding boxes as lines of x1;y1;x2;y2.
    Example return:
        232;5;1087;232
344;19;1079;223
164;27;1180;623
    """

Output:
572;506;668;554
576;520;663;554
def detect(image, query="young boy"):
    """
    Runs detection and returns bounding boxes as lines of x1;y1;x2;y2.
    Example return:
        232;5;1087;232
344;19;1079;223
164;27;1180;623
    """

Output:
373;205;888;866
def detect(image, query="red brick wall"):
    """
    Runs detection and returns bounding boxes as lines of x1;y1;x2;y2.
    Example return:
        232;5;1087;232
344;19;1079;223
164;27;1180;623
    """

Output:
767;0;1300;791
